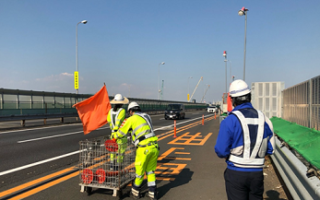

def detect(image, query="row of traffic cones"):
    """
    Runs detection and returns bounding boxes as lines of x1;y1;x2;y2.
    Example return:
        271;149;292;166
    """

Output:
173;112;217;138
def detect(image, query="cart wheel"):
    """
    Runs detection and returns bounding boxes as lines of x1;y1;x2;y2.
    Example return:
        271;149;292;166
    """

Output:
85;186;92;195
95;168;106;184
118;189;123;200
81;169;93;184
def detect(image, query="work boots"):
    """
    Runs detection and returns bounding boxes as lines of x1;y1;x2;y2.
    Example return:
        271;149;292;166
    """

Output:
148;191;159;200
130;188;142;199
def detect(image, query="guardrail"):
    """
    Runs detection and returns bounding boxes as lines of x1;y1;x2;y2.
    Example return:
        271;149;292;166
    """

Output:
271;137;320;200
0;88;207;127
0;113;79;127
0;107;205;127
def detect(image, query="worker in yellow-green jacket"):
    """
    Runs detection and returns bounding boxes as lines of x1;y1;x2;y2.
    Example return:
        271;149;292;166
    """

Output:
107;94;129;170
113;102;159;200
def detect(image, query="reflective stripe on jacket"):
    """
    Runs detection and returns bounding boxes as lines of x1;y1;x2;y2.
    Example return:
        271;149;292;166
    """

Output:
114;112;157;146
107;108;125;133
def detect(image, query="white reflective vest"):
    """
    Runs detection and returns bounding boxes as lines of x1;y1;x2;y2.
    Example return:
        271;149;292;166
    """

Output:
110;108;123;132
228;110;268;168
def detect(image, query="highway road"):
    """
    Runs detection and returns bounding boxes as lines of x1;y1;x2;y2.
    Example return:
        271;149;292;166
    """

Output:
0;111;287;200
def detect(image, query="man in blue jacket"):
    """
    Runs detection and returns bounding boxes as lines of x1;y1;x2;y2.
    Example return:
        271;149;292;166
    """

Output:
215;79;275;200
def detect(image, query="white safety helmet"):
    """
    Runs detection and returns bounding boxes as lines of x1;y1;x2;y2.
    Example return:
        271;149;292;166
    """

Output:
110;94;129;104
127;102;140;111
229;79;251;97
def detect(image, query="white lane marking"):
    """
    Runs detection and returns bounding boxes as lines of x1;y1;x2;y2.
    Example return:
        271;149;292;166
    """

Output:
17;114;212;143
0;150;81;177
0;123;82;135
17;127;109;143
3;113;213;177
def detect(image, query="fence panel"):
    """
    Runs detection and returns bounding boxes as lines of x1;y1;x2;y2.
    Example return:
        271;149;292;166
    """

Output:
0;89;206;117
283;75;320;130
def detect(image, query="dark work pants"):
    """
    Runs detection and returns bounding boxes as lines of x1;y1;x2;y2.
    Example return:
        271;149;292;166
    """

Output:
224;168;264;200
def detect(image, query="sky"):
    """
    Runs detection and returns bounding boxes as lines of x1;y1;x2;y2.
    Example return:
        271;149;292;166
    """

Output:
1;0;320;103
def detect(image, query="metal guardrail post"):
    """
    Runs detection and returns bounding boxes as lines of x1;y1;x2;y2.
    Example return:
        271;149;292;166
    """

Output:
21;120;25;127
219;115;227;124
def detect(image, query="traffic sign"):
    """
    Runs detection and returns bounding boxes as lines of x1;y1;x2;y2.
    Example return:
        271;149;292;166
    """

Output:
74;71;79;90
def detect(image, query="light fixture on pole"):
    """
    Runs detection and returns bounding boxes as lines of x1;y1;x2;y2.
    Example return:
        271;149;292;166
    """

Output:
188;76;192;101
158;62;165;100
223;51;227;94
238;7;249;81
75;20;87;94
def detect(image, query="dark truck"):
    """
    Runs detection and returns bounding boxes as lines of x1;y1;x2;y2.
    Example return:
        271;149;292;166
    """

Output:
164;103;185;120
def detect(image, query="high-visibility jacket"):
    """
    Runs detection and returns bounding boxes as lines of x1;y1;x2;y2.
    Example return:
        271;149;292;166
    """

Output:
107;108;126;135
215;102;275;172
114;112;158;146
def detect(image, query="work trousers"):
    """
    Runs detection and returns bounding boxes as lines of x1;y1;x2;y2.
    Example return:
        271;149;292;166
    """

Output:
224;168;264;200
110;137;127;164
133;144;159;191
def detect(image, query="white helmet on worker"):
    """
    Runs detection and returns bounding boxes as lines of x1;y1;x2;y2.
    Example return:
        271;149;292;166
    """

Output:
110;94;129;104
229;79;251;97
127;102;140;111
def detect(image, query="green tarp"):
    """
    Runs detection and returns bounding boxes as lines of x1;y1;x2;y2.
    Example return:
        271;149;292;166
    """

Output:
270;117;320;170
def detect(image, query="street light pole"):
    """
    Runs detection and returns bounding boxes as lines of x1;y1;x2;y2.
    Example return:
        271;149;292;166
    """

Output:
223;51;227;94
158;62;165;99
228;60;232;85
75;20;87;94
238;7;249;81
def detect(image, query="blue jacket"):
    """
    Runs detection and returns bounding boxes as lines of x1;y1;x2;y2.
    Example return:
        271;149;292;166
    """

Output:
214;102;274;172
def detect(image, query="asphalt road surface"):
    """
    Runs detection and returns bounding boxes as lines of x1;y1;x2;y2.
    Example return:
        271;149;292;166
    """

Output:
0;111;288;200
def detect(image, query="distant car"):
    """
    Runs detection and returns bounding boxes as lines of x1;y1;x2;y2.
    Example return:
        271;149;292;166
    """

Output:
207;106;217;113
164;104;185;120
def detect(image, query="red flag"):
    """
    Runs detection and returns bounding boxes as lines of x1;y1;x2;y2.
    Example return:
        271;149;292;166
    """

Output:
73;85;111;134
227;92;233;112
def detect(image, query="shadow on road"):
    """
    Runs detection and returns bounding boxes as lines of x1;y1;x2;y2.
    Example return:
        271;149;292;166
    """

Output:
264;190;287;200
156;168;194;198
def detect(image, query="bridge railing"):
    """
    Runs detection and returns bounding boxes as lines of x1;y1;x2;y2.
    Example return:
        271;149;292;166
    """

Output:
0;88;206;121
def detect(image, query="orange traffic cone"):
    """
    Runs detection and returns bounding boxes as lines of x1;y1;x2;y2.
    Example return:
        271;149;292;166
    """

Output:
173;120;177;138
202;115;204;125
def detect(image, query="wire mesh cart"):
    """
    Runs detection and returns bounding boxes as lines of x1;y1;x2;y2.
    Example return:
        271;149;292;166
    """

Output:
79;136;136;198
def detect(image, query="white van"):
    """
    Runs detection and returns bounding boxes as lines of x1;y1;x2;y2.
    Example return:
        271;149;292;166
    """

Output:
207;106;217;113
